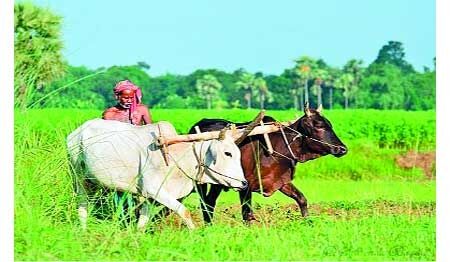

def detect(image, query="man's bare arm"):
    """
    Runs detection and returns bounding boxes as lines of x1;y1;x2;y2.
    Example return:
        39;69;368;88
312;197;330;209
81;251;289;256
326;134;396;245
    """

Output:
140;105;152;124
102;108;116;120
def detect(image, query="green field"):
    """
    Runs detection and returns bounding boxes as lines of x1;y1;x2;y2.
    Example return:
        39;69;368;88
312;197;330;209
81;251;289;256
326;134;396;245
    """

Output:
14;109;435;260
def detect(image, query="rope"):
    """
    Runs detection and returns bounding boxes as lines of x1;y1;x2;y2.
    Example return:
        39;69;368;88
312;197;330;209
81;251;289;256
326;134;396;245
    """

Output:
167;141;243;186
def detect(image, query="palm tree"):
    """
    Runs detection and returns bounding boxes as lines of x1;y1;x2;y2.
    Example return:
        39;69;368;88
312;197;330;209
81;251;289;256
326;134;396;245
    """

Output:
235;72;255;109
312;68;329;107
326;67;340;110
254;77;270;109
294;56;317;105
14;2;65;109
289;88;300;110
335;73;354;109
286;68;302;110
196;74;222;109
343;59;364;106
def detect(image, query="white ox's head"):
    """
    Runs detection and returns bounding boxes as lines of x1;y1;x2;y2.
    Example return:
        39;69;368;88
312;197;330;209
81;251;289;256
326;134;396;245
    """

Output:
196;131;247;190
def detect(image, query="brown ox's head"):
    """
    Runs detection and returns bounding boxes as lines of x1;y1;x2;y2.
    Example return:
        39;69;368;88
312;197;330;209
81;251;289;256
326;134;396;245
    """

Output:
296;103;347;157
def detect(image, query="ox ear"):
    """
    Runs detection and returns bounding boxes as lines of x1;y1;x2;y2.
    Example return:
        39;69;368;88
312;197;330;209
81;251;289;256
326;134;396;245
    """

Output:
205;140;218;165
304;102;312;117
317;104;323;114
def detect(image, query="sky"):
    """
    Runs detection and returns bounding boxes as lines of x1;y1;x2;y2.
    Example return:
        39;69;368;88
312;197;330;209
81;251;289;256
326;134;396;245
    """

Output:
31;0;435;76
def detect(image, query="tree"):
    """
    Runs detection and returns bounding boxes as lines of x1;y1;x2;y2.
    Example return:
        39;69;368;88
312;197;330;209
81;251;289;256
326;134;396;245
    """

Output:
285;68;302;110
290;88;300;110
94;65;152;107
404;71;435;110
32;65;106;109
196;74;222;109
372;41;415;74
325;67;341;110
343;59;364;106
137;61;151;70
357;64;405;109
235;71;255;109
294;56;317;105
14;2;65;109
312;68;329;107
433;57;436;72
334;73;354;109
265;72;293;110
254;77;270;109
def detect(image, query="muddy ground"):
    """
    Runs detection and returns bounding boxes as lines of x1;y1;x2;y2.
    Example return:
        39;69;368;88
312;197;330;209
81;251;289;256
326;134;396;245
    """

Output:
395;151;435;178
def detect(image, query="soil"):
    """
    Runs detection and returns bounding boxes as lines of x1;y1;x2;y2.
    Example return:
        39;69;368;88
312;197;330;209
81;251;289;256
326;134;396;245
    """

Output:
150;200;435;230
395;151;436;179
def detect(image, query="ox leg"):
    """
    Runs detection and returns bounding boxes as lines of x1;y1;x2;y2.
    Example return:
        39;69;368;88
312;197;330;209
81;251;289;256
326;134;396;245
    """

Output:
239;187;257;222
137;199;171;231
148;198;171;221
76;179;90;230
198;184;223;224
145;191;196;230
196;184;209;222
70;161;89;230
78;202;88;230
137;201;150;231
279;182;309;217
75;184;89;230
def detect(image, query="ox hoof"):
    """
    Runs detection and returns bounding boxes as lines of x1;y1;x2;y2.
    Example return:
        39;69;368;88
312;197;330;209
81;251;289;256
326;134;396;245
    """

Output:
243;219;259;227
301;210;309;217
301;217;314;226
243;214;258;226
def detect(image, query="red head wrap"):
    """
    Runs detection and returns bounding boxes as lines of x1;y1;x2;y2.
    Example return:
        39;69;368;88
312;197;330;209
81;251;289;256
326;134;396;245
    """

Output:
113;80;142;114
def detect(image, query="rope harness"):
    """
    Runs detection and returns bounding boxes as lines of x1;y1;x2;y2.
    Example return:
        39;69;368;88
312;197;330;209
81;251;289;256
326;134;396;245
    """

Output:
254;121;345;166
166;141;243;187
192;142;245;186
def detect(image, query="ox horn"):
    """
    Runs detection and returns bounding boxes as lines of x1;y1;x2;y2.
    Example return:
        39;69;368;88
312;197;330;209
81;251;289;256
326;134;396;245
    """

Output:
218;128;227;141
304;102;312;117
234;110;265;145
317;104;323;113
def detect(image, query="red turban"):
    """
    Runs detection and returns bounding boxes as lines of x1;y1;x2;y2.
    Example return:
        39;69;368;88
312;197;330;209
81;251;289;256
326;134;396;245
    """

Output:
113;80;142;114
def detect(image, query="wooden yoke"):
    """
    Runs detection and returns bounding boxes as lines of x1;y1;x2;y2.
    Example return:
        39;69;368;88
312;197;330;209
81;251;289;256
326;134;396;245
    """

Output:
158;111;266;146
234;111;265;145
158;119;297;146
155;111;298;166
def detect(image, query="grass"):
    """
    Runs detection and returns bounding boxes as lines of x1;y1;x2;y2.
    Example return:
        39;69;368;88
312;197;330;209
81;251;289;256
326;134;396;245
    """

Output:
14;108;435;260
15;210;435;261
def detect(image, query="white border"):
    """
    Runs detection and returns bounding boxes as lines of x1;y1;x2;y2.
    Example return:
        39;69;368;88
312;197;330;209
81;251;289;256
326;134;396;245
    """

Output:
0;0;14;260
436;0;449;261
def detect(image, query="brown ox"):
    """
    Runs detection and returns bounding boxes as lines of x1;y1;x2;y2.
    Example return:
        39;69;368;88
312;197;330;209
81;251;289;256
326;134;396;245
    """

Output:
188;104;348;223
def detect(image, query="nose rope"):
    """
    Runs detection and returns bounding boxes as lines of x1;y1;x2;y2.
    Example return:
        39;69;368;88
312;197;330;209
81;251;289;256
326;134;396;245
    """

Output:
257;121;346;164
279;126;299;165
281;123;345;149
240;120;344;149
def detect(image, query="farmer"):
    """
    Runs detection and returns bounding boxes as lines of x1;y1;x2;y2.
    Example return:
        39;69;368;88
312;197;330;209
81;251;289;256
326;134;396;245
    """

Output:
102;80;152;220
102;80;152;125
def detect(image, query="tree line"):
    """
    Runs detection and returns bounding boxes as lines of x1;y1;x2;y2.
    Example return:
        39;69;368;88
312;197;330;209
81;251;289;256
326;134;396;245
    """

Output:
15;2;435;111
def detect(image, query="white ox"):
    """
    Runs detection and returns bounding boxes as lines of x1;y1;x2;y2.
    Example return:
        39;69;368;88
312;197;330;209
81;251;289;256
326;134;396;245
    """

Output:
67;119;247;230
